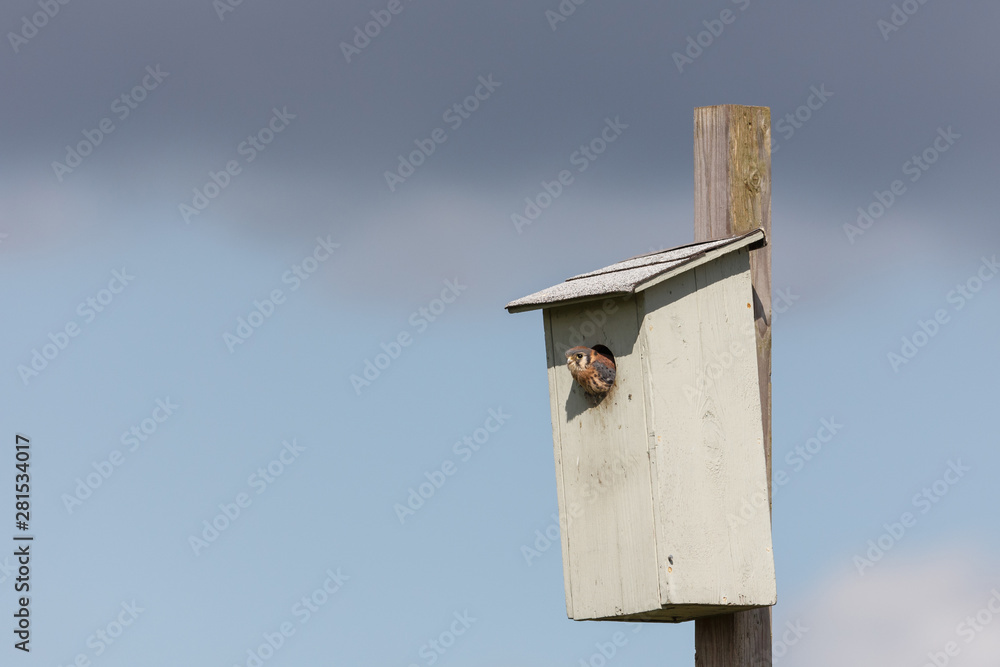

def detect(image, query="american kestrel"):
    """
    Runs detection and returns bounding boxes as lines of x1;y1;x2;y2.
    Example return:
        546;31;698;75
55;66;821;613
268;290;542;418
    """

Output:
565;345;616;397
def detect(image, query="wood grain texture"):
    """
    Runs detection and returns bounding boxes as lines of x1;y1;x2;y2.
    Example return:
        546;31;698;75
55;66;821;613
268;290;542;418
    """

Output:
695;611;771;666
693;105;774;666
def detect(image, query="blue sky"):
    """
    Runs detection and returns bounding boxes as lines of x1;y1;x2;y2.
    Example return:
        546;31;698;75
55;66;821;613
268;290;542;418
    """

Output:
2;1;999;665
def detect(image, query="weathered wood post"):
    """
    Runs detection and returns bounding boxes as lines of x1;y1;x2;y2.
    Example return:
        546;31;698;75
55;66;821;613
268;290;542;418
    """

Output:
693;105;773;667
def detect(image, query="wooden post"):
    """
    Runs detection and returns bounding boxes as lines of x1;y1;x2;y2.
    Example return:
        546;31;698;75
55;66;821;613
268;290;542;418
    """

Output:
692;105;773;667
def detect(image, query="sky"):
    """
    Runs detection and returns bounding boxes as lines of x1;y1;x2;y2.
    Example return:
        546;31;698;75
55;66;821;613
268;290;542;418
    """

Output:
1;0;999;665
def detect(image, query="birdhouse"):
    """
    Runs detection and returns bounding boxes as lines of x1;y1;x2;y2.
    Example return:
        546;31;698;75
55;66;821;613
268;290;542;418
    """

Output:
506;228;776;623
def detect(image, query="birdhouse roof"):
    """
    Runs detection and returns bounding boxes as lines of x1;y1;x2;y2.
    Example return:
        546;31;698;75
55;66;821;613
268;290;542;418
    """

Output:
505;228;766;313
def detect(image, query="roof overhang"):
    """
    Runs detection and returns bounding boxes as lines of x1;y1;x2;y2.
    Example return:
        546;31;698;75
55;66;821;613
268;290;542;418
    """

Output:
505;228;765;314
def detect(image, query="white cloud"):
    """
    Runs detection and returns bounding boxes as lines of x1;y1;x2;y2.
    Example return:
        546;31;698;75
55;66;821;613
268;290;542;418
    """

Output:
781;547;1000;667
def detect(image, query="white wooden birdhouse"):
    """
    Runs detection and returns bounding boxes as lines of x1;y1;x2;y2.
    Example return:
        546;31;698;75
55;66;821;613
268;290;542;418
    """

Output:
506;229;776;623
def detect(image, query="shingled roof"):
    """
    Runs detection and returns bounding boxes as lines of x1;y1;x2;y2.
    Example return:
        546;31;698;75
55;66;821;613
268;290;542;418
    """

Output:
505;228;766;313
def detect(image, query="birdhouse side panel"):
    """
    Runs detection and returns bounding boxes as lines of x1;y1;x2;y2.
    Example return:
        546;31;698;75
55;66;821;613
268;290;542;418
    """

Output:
639;249;776;611
543;296;661;620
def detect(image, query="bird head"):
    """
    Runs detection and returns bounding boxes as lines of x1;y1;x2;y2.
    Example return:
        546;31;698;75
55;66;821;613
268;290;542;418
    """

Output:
565;346;591;371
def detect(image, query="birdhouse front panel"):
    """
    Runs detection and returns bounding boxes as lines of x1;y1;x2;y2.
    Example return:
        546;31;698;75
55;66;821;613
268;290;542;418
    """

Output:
638;248;776;617
542;296;661;620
